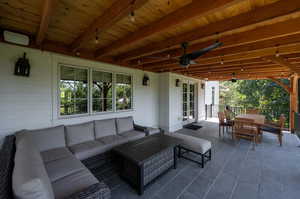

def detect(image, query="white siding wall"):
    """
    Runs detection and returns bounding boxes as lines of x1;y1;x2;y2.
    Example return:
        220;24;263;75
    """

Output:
0;43;160;143
158;73;205;132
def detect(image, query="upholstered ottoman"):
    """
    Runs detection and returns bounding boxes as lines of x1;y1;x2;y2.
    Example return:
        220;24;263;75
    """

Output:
166;133;212;168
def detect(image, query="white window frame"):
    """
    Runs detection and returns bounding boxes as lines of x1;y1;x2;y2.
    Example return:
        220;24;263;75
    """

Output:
57;64;133;119
115;72;134;113
90;68;114;115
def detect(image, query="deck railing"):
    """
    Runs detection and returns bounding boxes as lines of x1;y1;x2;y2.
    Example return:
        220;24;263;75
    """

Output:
206;104;290;128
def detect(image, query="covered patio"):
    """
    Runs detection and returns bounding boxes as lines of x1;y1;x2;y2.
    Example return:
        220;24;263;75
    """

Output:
1;0;300;199
93;120;300;199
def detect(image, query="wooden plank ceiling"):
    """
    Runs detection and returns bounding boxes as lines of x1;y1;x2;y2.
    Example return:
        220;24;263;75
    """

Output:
1;0;300;80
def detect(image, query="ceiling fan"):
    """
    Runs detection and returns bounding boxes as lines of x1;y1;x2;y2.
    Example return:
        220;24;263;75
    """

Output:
141;41;223;68
178;41;223;67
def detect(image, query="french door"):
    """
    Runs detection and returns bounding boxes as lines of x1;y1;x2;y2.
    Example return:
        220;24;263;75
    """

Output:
182;82;196;124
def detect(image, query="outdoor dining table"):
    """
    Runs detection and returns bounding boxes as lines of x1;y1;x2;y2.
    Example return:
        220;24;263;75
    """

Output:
235;113;266;125
235;113;266;142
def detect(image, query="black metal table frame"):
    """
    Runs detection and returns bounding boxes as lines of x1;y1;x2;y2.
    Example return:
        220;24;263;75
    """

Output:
178;146;212;168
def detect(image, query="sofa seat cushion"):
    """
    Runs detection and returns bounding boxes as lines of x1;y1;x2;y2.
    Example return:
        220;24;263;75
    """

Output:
65;121;95;146
17;125;65;152
69;140;109;160
44;156;85;182
97;135;128;149
52;169;99;199
41;147;73;163
167;133;212;154
94;118;117;139
119;130;145;142
116;116;134;134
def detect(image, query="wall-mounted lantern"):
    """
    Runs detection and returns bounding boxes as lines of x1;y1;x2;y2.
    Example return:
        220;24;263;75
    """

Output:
201;83;205;89
15;53;30;77
175;79;181;87
142;74;150;86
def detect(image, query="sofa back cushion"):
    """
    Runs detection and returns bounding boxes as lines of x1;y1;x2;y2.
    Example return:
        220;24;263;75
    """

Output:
94;119;117;139
65;121;95;146
116;116;134;134
17;126;65;152
13;137;54;199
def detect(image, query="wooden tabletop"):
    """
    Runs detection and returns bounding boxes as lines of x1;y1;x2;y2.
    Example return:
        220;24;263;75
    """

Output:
236;114;266;125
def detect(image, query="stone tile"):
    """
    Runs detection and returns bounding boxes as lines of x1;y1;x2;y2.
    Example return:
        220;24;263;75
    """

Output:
156;172;192;199
231;182;259;199
186;176;213;198
205;172;237;199
178;191;199;199
259;182;283;199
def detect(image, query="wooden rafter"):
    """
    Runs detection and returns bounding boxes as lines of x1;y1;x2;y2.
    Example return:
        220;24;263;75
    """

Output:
130;15;300;66
36;0;58;46
117;0;300;61
70;0;149;51
263;56;300;74
140;42;300;70
94;0;245;58
268;77;292;93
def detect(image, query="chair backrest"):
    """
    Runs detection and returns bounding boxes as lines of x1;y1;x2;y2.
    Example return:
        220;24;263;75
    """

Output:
279;114;286;129
224;110;232;120
234;118;258;135
218;112;225;123
246;109;260;114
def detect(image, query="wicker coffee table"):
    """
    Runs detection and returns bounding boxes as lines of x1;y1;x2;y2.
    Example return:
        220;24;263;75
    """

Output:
112;134;182;195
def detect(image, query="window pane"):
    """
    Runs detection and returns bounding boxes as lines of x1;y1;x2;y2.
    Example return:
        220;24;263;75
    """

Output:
92;71;113;112
116;74;132;111
60;66;88;116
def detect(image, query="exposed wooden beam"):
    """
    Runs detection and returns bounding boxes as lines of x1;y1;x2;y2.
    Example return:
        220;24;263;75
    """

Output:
130;16;300;66
290;75;298;132
268;77;292;93
70;0;149;51
36;0;58;46
263;56;300;74
94;0;245;58
117;0;300;61
198;72;291;80
142;42;300;70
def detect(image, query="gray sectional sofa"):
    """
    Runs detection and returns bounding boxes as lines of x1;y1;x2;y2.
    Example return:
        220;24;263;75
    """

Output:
12;116;151;199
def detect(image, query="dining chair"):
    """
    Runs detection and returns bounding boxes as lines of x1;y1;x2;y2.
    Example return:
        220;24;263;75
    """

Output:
218;112;233;138
233;118;259;150
246;109;260;114
261;114;286;146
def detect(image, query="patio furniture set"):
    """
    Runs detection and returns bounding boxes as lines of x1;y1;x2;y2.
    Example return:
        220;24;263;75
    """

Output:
218;108;286;149
0;116;212;199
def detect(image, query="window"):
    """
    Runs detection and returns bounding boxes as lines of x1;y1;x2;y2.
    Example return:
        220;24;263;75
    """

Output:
116;74;132;111
59;66;88;115
58;65;133;117
92;71;113;112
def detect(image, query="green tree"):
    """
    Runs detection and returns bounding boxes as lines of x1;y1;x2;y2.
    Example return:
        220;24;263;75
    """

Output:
220;79;290;127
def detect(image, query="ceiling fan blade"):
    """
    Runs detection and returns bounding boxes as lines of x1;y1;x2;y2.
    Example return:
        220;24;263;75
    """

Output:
188;42;223;60
189;60;198;65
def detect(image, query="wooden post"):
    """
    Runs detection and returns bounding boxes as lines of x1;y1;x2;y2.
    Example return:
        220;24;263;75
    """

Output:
290;75;298;133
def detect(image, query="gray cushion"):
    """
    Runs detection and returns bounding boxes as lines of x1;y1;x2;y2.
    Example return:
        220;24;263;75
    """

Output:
41;147;73;163
52;169;99;199
116;116;134;134
94;118;117;139
97;135;128;149
17;125;65;152
69;140;109;160
65;121;95;146
166;133;212;154
119;130;145;142
13;138;55;199
44;155;85;182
